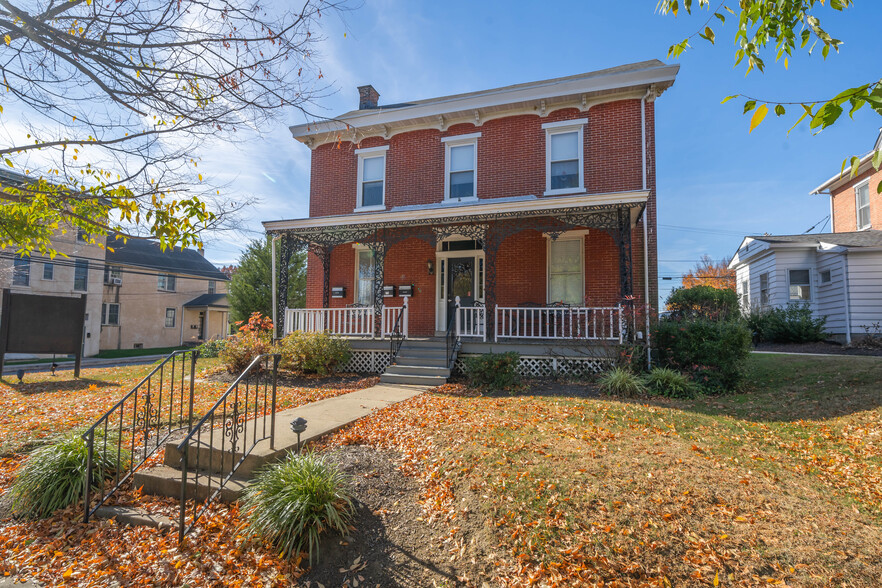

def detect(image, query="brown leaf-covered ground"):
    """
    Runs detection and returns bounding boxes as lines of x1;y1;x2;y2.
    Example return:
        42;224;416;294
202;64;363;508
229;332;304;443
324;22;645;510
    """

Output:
1;354;881;586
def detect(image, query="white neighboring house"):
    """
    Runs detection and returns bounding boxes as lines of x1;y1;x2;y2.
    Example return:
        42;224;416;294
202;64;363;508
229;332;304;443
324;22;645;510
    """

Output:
728;230;882;343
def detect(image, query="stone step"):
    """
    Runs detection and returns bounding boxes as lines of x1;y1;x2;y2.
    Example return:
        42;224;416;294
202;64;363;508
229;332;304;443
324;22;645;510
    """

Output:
379;373;447;386
384;364;451;378
133;464;251;503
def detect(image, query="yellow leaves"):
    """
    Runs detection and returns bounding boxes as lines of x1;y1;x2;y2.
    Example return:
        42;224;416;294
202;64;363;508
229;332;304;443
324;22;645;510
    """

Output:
749;104;769;133
3;34;10;46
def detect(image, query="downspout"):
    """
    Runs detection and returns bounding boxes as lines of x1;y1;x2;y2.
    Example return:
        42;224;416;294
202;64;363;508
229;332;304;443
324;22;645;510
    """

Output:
641;87;652;369
842;250;852;344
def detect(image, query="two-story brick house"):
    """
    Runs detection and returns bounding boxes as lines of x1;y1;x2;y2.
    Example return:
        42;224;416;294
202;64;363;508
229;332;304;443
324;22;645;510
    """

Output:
729;130;882;343
264;60;679;380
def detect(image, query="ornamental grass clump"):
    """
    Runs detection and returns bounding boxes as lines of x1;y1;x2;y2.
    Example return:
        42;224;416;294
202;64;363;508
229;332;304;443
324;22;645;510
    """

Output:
642;367;698;398
597;367;647;397
11;429;130;518
242;452;354;564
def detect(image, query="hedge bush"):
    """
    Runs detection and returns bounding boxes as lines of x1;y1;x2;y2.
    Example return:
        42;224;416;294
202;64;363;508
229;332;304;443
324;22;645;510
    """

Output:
197;338;227;358
462;352;520;391
11;430;130;518
747;304;827;343
642;367;697;398
666;286;740;321
654;318;752;392
219;331;273;374
242;452;354;564
277;331;351;375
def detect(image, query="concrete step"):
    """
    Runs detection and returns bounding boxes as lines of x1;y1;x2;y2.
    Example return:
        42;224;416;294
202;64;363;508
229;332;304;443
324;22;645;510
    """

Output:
162;437;283;478
394;355;449;368
379;373;447;386
133;464;251;503
398;339;446;348
396;348;447;359
384;364;451;378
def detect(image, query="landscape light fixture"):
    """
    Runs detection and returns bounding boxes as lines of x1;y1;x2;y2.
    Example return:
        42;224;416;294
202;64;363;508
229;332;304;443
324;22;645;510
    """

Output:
16;369;25;384
51;362;58;376
427;260;434;275
290;417;308;453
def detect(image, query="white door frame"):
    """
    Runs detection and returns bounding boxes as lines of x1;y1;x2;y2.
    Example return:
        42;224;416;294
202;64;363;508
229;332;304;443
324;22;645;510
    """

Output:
435;237;485;332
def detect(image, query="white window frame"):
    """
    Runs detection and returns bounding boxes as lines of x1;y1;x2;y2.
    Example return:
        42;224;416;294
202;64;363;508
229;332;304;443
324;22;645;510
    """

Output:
73;258;89;292
164;307;176;328
740;279;750;310
545;231;587;305
42;262;54;281
12;255;30;287
102;302;120;326
158;273;176;292
855;179;871;230
355;145;389;212
353;244;376;306
442;133;480;202
208;280;216;294
787;268;813;302
819;270;832;284
542;119;587;197
759;272;770;306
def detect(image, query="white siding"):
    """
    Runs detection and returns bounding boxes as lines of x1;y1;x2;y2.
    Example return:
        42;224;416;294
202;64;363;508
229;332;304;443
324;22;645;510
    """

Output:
815;252;847;334
846;251;882;335
744;252;776;312
768;249;817;311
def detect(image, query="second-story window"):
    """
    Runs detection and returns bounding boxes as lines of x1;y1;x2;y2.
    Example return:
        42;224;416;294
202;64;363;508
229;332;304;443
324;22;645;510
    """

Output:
543;119;586;195
158;273;176;292
12;255;30;286
208;280;216;294
74;259;89;291
355;146;388;210
442;133;480;200
856;181;871;229
104;265;122;285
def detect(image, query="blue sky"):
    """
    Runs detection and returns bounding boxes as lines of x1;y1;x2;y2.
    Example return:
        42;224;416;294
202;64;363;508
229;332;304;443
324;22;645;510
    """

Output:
199;0;882;303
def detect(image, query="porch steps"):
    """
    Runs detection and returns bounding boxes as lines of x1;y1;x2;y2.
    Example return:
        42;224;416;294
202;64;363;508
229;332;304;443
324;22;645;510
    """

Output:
381;338;450;386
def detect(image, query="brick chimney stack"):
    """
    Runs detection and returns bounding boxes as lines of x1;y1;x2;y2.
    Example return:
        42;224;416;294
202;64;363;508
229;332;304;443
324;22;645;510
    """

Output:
357;85;380;109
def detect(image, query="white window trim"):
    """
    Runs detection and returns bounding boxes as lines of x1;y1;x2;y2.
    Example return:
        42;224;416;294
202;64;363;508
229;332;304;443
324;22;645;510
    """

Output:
786;267;813;303
544;232;585;305
158;273;176;292
819;269;832;285
434;236;486;331
352;244;376;306
42;262;54;281
543;119;587;197
443;134;480;202
164;307;176;328
102;302;120;326
855;179;871;230
355;145;389;212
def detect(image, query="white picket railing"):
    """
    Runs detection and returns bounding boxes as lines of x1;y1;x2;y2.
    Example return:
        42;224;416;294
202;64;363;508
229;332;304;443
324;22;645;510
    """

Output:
456;305;487;341
495;305;623;342
284;299;408;339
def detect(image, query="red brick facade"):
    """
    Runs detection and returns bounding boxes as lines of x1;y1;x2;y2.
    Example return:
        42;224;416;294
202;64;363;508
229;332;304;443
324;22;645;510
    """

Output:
304;99;658;336
830;166;882;232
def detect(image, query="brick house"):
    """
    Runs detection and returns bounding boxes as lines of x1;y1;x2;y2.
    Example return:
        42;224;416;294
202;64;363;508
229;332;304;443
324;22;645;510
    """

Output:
264;61;679;380
729;130;882;343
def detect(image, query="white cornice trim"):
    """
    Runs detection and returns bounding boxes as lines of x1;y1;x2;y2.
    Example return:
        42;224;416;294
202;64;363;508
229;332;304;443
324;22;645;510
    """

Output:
542;118;588;129
811;153;874;194
263;190;649;232
441;132;482;143
354;145;389;155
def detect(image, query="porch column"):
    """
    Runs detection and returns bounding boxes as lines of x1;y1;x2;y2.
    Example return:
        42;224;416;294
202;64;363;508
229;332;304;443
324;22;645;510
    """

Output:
369;240;387;338
483;226;500;342
616;208;634;299
276;234;296;339
309;244;333;309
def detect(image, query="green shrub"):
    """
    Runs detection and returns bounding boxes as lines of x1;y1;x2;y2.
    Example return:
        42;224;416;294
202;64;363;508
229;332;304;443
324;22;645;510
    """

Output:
654;318;752;392
462;352;520;391
277;331;352;375
747;304;827;343
11;429;130;518
666;286;740;321
219;331;273;374
597;367;647;397
197;338;227;358
242;452;354;564
642;367;697;398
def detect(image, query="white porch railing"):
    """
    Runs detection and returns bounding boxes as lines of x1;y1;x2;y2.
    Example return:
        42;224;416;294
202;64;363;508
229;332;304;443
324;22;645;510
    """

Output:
284;299;408;339
456;305;487;342
494;304;623;342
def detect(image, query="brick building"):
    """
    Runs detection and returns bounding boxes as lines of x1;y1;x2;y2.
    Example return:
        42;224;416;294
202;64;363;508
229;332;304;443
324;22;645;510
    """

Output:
264;61;679;378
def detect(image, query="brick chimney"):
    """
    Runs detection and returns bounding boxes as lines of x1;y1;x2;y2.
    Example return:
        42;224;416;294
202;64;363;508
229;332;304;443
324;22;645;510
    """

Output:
357;85;380;109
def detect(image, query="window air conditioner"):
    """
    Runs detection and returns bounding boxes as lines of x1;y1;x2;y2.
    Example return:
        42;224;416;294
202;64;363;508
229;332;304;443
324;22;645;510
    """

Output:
112;277;123;286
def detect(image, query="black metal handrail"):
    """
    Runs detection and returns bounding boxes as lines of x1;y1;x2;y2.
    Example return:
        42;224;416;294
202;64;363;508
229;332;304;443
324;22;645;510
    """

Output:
446;304;461;369
389;305;406;362
176;353;280;542
83;349;199;523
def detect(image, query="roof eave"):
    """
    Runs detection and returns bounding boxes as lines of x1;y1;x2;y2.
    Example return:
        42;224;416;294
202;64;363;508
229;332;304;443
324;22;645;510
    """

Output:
810;153;874;194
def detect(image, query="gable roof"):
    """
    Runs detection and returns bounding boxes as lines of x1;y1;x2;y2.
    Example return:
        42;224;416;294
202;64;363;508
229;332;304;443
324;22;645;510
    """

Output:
289;60;679;146
105;235;228;281
746;230;882;248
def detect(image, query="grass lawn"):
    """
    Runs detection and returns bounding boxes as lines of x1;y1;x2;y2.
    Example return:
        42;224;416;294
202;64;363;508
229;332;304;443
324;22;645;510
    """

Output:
0;353;880;586
93;346;192;359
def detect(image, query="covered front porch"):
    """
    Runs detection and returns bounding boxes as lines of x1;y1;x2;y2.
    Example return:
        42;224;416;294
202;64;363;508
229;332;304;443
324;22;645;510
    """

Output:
267;191;650;346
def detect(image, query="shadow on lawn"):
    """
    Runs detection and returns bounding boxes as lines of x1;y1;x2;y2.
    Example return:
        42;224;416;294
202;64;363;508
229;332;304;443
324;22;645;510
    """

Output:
0;378;118;395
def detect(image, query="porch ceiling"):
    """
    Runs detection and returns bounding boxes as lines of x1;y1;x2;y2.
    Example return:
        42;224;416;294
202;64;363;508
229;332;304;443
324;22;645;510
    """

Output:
263;190;647;239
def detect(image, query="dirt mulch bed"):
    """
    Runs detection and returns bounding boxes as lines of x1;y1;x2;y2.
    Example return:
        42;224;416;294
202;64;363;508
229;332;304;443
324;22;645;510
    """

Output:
755;341;882;357
301;445;495;587
200;368;372;388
